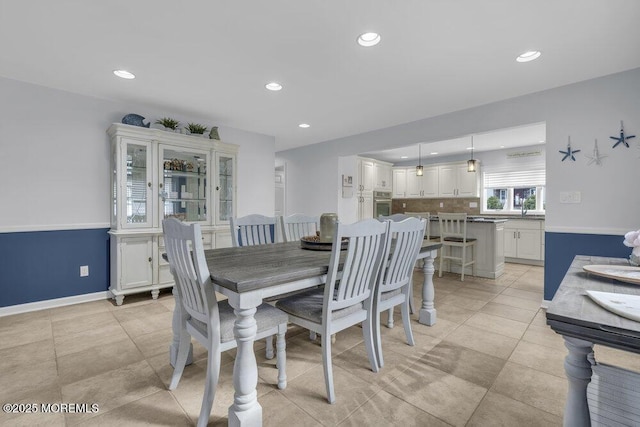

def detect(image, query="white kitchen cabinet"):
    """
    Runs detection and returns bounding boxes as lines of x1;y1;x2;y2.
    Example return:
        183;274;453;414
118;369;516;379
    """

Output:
374;161;392;190
108;123;238;305
358;158;375;193
438;162;479;197
357;192;374;220
504;219;544;262
395;166;438;198
392;168;407;198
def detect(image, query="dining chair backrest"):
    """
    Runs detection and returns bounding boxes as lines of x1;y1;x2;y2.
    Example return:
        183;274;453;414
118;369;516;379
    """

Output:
230;214;277;247
404;211;431;239
324;219;389;314
378;213;410;222
163;218;219;331
438;212;468;241
378;218;426;295
281;214;320;242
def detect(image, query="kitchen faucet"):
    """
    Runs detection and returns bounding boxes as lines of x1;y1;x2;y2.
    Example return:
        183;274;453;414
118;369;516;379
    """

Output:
521;203;528;217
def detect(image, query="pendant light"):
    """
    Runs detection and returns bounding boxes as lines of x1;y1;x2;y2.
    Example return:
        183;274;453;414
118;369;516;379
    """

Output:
416;144;424;176
467;136;477;172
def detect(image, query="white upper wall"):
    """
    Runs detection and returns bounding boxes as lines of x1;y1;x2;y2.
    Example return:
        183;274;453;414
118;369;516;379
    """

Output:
277;68;640;235
0;77;275;231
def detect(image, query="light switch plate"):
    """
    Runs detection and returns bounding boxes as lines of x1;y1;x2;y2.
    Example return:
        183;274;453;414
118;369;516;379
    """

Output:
560;191;581;204
469;202;478;208
80;265;89;277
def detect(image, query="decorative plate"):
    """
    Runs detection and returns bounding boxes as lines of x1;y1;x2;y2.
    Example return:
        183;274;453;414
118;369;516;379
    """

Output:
583;265;640;286
586;290;640;322
300;236;348;251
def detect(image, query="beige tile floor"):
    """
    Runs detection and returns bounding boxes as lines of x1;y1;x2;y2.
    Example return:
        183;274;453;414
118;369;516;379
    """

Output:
2;263;640;426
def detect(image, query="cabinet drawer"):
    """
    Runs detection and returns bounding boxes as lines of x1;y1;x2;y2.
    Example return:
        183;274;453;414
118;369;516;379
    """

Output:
504;220;543;230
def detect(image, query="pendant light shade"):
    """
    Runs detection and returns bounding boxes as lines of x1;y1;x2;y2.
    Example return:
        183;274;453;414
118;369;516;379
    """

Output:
416;144;423;176
467;136;477;172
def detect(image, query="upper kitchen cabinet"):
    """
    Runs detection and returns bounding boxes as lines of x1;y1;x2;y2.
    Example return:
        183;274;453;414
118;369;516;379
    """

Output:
357;158;375;193
438;162;480;197
406;166;438;198
107;123;238;305
392;168;407;198
374;161;393;190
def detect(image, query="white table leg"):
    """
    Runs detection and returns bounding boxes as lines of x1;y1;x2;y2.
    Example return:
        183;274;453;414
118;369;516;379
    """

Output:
562;336;594;427
169;285;193;367
228;305;262;426
419;250;437;325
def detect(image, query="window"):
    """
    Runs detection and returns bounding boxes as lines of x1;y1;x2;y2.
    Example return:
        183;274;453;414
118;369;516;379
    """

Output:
482;170;545;214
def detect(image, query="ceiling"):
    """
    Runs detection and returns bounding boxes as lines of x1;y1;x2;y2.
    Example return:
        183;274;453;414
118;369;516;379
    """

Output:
360;122;546;164
1;1;639;152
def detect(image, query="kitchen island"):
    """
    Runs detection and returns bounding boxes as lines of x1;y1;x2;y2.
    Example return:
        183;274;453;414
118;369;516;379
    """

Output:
429;216;507;279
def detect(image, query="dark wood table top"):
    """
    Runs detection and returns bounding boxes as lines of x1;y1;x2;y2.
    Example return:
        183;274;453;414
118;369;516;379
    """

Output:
202;240;442;294
546;255;640;353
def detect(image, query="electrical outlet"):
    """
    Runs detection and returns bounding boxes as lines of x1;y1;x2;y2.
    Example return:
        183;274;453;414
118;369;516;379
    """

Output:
402;203;406;208
469;202;478;208
439;202;444;208
80;265;89;277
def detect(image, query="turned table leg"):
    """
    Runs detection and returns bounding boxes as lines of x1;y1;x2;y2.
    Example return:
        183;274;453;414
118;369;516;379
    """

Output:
419;250;437;326
228;305;262;426
562;336;594;427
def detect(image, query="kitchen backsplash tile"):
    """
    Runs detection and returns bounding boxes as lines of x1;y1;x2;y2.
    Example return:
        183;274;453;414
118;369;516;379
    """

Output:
392;198;481;215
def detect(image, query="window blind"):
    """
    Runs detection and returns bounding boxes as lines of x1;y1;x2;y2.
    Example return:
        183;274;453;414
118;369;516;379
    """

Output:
483;170;545;188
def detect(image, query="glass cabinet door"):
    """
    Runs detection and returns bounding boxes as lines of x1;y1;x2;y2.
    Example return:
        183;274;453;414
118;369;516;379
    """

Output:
121;140;153;228
160;146;209;223
215;152;235;225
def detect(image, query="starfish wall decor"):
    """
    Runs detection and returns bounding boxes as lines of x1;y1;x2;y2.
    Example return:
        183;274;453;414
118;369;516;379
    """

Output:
610;120;636;148
586;139;607;166
559;136;580;162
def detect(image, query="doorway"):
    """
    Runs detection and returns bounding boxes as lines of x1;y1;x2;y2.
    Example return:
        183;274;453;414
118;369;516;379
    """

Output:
275;164;285;217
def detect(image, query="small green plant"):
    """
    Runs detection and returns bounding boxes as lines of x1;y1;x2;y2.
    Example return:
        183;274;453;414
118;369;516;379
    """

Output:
524;195;536;210
155;117;180;130
486;196;503;210
186;123;208;134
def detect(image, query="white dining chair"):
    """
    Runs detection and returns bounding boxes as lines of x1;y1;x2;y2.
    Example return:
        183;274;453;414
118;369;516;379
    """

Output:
230;214;278;247
280;213;320;242
438;212;477;281
163;218;288;427
378;213;410;222
373;217;426;369
404;211;433;240
275;219;389;403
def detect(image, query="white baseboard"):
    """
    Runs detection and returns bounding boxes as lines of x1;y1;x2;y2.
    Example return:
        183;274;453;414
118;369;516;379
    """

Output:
0;291;113;317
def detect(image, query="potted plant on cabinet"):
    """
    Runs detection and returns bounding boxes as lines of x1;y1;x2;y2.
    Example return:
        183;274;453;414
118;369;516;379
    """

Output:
186;123;208;136
155;117;180;132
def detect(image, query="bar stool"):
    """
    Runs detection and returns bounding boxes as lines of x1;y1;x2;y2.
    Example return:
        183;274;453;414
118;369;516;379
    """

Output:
437;212;476;281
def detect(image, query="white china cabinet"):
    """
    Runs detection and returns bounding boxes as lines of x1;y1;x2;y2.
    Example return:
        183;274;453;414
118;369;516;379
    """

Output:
108;123;237;305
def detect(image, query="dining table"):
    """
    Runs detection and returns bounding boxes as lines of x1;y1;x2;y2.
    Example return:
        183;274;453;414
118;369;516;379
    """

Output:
168;239;441;426
547;255;640;426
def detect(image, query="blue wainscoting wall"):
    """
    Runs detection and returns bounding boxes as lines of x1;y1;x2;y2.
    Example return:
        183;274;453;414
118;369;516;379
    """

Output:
544;232;629;301
0;228;110;307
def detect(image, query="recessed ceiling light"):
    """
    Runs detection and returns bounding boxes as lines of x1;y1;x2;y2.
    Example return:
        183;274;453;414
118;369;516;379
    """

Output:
500;145;505;148
466;147;473;150
265;82;282;91
298;123;310;128
357;32;381;47
539;140;545;143
430;152;438;155
516;50;541;62
113;69;135;79
400;156;408;159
